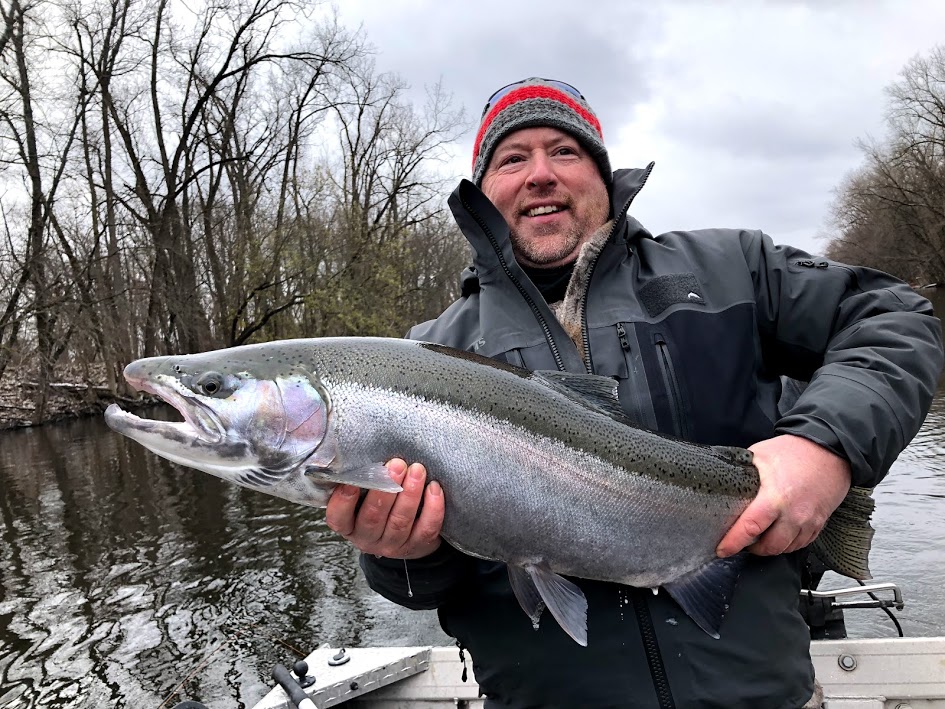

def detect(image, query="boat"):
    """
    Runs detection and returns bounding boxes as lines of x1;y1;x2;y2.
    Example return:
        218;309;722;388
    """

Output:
249;582;945;709
250;638;945;709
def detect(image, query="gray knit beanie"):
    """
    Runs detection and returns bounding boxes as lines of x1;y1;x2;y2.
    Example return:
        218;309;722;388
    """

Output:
472;78;612;187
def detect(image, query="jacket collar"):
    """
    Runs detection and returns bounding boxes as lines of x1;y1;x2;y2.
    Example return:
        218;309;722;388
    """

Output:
445;166;654;366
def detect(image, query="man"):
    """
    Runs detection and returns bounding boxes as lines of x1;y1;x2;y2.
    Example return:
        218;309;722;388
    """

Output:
326;78;944;708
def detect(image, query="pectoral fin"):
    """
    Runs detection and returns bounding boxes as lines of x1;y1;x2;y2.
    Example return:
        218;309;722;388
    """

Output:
663;553;746;639
304;463;403;493
510;562;588;647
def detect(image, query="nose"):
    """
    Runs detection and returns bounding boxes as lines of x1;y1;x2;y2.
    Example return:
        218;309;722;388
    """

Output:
526;151;557;188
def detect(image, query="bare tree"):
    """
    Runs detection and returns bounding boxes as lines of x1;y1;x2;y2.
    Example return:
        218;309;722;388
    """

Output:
0;0;473;424
826;45;945;283
309;60;467;337
0;0;91;419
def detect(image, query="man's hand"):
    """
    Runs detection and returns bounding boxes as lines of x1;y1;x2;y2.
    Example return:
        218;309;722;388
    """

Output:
716;434;852;558
325;459;445;559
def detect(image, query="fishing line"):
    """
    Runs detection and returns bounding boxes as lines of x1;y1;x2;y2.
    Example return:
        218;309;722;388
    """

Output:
404;558;414;598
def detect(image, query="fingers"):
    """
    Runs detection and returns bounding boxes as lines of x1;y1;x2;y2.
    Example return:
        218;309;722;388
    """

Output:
717;496;827;558
351;464;412;546
325;483;361;538
376;463;432;550
325;459;443;559
405;481;445;556
325;459;407;548
716;497;778;558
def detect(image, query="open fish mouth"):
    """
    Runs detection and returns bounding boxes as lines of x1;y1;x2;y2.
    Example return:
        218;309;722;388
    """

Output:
105;378;226;445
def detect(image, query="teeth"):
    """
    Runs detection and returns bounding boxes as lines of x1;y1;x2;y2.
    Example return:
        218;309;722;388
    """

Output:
527;205;562;217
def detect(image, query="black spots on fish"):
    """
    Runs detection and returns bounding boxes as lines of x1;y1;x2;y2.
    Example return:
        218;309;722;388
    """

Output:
650;460;678;480
711;445;754;467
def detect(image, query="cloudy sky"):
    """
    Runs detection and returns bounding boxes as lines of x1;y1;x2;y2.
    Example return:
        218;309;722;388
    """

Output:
328;0;945;255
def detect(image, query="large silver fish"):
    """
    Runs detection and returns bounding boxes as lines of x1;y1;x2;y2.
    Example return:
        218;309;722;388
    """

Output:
104;337;874;645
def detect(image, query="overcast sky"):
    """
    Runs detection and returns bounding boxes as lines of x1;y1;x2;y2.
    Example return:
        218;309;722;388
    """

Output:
331;0;943;255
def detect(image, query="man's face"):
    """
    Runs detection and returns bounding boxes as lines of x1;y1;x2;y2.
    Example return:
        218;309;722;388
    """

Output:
481;126;610;269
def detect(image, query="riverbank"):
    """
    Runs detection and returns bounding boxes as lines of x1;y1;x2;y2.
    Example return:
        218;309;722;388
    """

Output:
0;364;141;430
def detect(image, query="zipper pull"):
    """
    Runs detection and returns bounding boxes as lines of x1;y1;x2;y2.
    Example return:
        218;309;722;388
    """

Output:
616;323;631;351
456;640;468;682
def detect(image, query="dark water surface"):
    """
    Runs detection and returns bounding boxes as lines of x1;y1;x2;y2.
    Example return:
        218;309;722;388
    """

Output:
2;292;945;708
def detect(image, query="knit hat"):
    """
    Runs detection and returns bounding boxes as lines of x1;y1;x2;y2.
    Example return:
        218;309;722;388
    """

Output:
472;78;612;187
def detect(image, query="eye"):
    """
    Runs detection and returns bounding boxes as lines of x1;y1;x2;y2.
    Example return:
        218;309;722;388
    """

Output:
497;154;524;167
194;371;225;396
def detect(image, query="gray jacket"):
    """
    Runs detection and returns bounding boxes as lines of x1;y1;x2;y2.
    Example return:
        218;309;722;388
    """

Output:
361;167;944;708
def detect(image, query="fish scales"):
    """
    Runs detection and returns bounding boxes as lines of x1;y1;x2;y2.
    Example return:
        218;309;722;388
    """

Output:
325;379;747;588
309;338;759;498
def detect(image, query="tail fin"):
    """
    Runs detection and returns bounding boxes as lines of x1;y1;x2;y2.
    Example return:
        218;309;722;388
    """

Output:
810;486;875;580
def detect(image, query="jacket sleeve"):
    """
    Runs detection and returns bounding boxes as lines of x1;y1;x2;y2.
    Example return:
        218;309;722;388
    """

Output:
741;230;943;487
359;542;476;610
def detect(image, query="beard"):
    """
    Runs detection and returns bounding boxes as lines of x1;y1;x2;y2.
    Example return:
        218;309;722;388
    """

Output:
509;223;584;266
504;182;610;268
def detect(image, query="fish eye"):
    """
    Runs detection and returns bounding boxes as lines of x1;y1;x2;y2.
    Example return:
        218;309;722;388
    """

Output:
195;371;225;396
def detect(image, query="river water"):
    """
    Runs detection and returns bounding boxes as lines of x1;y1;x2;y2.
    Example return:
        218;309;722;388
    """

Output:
2;293;945;708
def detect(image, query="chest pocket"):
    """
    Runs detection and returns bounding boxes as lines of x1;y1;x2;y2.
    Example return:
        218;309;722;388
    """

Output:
582;323;659;432
586;319;696;439
638;272;706;317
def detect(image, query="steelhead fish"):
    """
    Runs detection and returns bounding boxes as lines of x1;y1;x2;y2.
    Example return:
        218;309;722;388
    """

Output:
104;337;874;645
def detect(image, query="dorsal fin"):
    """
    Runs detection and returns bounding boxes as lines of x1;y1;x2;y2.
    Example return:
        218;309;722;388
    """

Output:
531;371;632;424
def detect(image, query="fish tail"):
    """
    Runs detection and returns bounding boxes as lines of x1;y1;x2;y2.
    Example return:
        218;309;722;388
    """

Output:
810;485;875;580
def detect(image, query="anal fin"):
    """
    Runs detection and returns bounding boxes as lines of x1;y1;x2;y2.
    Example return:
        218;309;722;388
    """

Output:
516;562;588;647
663;553;746;639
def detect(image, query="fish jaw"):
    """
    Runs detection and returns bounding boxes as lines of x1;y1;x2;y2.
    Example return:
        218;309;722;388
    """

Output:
103;399;252;477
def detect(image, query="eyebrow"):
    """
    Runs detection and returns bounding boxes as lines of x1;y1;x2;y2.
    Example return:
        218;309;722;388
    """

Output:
495;136;579;154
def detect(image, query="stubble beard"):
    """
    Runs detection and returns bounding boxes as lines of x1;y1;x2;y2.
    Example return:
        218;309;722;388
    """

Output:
510;223;584;267
507;185;610;268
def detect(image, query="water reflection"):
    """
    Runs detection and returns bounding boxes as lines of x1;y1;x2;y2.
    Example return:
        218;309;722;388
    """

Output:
1;291;944;707
0;419;447;708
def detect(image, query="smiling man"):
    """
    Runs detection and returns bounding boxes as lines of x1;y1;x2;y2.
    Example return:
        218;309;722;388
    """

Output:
326;78;944;708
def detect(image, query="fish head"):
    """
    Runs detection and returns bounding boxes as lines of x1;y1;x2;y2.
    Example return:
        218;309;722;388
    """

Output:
104;344;336;506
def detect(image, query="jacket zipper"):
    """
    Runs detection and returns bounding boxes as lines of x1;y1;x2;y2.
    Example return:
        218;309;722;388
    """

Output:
580;162;655;373
654;333;689;439
615;323;643;425
583;165;675;709
459;194;567;371
632;590;677;709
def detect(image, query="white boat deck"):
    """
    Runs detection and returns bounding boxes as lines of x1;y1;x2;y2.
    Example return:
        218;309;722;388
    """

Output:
254;638;945;709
